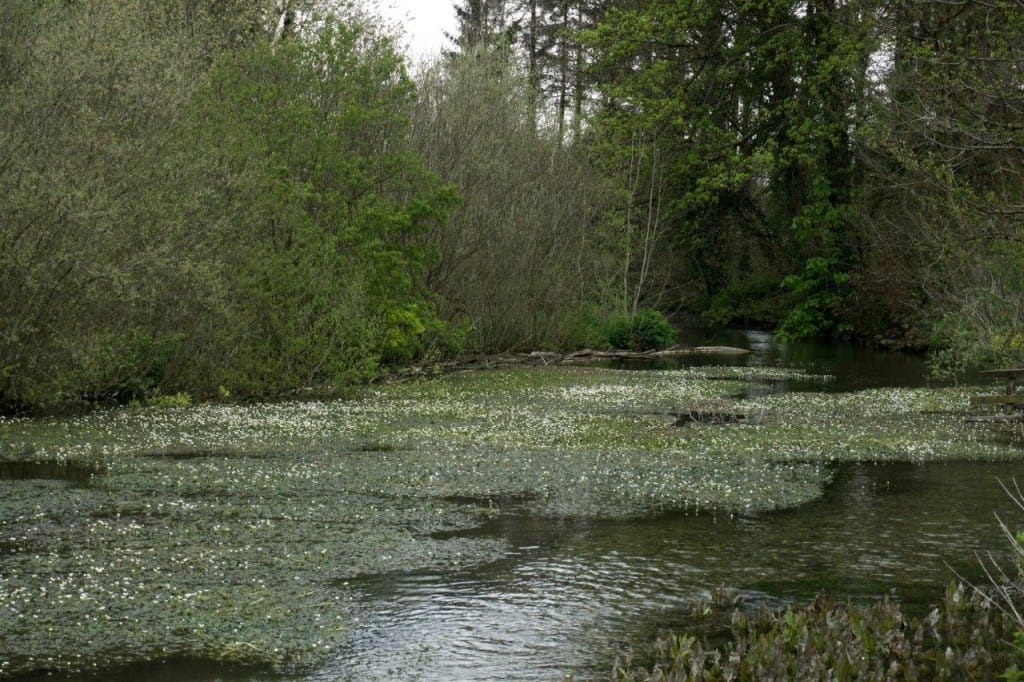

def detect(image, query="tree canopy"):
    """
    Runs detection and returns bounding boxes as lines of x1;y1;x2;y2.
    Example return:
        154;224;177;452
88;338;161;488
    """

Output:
1;0;1021;411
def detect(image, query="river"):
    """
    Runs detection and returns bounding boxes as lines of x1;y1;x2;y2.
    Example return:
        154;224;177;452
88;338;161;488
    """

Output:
322;332;1008;680
1;332;1020;681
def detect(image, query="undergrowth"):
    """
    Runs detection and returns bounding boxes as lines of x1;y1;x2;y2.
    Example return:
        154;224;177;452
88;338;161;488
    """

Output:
612;583;1022;681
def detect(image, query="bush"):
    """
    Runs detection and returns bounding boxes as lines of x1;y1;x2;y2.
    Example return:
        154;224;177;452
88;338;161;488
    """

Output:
927;240;1024;379
604;309;676;351
703;275;787;329
411;50;619;354
612;584;1021;681
615;483;1024;681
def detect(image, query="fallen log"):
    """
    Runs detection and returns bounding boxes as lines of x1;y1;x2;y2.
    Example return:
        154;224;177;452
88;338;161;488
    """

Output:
563;346;751;361
969;394;1024;408
379;346;753;382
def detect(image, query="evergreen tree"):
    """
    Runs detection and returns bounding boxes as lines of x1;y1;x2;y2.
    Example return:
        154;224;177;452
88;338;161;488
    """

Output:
586;0;871;336
447;0;516;51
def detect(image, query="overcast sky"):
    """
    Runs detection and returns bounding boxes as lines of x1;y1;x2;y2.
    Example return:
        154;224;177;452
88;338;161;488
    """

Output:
371;0;457;60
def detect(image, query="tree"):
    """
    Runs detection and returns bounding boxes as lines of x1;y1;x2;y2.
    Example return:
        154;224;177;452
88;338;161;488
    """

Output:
411;50;618;351
184;15;459;394
586;0;872;336
854;0;1024;369
0;2;458;409
0;1;231;408
447;0;517;51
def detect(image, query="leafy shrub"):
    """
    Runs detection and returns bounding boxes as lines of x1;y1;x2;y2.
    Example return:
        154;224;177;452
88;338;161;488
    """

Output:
777;256;853;342
604;309;676;351
137;391;192;409
928;239;1024;379
703;275;786;329
612;583;1021;681
615;483;1024;681
379;302;464;365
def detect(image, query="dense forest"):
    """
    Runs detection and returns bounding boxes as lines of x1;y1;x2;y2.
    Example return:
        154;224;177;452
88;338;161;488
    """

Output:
1;0;1021;412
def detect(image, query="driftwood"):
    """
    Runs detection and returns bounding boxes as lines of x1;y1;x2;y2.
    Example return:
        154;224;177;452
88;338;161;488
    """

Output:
563;346;751;361
968;367;1024;422
672;398;769;426
979;367;1024;394
970;394;1024;408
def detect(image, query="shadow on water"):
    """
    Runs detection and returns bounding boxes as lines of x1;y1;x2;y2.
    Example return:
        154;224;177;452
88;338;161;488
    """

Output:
324;460;1022;681
0;460;100;484
14;659;288;682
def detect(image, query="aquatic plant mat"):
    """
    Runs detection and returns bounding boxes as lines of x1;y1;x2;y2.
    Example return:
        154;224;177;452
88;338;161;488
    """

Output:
1;365;1020;676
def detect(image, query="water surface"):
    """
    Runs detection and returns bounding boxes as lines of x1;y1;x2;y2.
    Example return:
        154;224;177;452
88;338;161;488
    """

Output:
2;334;1020;681
326;460;1020;681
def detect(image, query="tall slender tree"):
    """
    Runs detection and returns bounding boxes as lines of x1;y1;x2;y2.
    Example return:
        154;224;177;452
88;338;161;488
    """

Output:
447;0;516;51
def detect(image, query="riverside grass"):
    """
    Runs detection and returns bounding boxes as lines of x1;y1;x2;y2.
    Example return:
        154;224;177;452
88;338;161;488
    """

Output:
0;365;1020;676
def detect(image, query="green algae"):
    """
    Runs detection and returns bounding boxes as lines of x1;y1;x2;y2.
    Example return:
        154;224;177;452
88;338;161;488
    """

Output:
0;365;1019;676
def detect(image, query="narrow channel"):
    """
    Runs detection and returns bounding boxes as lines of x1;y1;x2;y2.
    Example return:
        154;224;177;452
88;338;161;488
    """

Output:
326;460;1018;681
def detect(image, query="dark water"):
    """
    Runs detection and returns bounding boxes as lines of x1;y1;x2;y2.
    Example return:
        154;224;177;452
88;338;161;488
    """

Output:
698;329;929;389
324;461;1020;681
610;327;932;392
0;460;99;484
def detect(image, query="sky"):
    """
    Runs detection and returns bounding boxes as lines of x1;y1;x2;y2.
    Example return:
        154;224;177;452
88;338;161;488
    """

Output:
371;0;457;60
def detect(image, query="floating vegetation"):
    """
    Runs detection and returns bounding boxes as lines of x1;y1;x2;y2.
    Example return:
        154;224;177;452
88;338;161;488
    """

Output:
0;365;1020;676
138;448;235;460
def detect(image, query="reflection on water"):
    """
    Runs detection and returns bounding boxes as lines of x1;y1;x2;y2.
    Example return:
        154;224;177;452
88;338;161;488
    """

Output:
0;459;100;484
327;461;1021;681
615;328;932;392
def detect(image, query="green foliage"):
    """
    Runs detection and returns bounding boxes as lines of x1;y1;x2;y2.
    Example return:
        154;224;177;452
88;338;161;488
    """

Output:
379;301;465;364
411;50;619;353
854;1;1024;371
1006;631;1024;681
194;17;460;393
703;275;786;329
928;238;1024;379
0;1;224;410
71;331;185;404
3;0;1021;408
777;255;853;342
603;309;676;351
617;475;1024;681
136;391;193;409
614;584;1021;681
586;1;864;330
0;4;460;410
